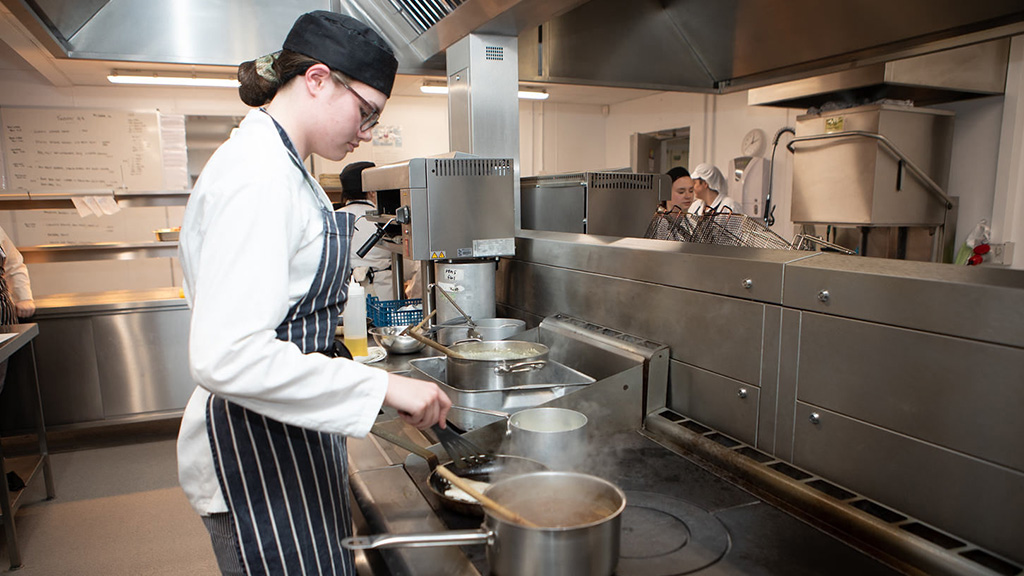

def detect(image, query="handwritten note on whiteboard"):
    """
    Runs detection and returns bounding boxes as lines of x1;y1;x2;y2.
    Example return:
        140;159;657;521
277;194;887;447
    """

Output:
1;108;163;191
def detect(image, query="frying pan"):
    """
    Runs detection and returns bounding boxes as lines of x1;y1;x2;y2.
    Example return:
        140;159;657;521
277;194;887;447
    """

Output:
369;424;547;516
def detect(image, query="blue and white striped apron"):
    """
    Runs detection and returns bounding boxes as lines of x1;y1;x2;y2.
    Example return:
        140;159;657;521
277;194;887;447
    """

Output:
0;245;18;325
206;112;359;576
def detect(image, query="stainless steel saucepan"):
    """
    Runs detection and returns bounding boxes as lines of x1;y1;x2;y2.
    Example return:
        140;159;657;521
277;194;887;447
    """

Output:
343;471;625;576
445;340;549;390
451;405;589;470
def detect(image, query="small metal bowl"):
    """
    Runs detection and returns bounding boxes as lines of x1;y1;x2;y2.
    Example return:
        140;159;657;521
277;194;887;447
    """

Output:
369;326;425;355
154;228;180;242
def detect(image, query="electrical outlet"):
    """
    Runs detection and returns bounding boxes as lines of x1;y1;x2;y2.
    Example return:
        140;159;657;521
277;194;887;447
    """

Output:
988;242;1015;266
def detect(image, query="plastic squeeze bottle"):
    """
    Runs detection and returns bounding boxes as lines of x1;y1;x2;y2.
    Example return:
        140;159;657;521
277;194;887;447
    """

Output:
343;280;369;357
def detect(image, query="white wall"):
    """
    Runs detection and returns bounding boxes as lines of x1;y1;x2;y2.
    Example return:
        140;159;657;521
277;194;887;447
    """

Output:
312;94;451;176
520;101;609;175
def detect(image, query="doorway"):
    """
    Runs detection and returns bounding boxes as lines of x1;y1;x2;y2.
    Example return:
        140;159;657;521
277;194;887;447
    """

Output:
630;126;690;174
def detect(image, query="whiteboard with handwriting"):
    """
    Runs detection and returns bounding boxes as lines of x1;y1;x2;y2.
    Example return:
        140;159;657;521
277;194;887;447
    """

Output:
1;107;163;191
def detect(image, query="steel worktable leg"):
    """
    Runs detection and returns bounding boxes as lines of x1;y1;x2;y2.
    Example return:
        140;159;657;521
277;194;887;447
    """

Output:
0;429;21;569
28;343;53;499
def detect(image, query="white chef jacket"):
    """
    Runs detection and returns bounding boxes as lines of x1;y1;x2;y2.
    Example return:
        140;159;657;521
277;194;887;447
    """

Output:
0;226;33;304
688;193;743;215
337;200;395;300
176;108;388;516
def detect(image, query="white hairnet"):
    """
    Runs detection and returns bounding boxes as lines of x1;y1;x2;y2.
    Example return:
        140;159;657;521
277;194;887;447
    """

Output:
690;163;727;195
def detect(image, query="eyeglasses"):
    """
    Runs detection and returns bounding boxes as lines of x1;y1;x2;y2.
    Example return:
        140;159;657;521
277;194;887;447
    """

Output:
336;75;381;132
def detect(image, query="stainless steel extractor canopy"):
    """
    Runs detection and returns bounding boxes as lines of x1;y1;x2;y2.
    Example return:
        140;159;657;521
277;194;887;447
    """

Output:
4;0;1024;92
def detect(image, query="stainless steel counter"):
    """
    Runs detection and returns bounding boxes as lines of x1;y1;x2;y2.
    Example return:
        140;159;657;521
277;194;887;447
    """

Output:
32;287;187;317
1;287;192;432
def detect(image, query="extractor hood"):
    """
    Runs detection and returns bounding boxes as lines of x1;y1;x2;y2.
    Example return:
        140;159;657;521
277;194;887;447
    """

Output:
2;0;1024;92
747;40;1011;108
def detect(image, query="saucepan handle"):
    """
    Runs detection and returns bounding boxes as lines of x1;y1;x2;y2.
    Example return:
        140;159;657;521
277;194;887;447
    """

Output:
494;360;547;374
342;529;492;550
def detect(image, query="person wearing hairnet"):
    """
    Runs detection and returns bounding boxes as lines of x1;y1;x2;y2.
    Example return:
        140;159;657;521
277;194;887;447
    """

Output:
336;161;398;299
688;163;742;215
666;166;695;213
176;11;450;575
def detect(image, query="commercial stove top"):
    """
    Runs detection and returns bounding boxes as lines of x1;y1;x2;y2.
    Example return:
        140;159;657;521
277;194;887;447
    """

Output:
378;429;903;576
346;315;905;575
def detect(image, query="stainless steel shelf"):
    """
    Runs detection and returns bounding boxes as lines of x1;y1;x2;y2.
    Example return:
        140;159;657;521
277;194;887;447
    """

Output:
0;189;191;210
18;242;178;264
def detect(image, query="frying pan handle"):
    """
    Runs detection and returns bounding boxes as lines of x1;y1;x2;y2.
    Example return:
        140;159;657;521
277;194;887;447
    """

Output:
494;360;547;374
342;529;492;550
449;405;511;420
369;424;440;469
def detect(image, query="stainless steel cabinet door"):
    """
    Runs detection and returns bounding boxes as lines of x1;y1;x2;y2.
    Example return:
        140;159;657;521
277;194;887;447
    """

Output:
93;309;194;417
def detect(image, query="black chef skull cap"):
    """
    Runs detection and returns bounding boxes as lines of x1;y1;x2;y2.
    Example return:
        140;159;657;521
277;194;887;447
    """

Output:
340;161;376;194
283;11;398;97
666;166;690;183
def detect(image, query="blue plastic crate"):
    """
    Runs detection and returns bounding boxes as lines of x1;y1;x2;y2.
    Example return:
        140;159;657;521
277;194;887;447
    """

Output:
367;296;423;327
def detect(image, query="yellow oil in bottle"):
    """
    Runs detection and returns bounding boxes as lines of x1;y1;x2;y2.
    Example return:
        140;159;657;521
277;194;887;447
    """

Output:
345;335;369;358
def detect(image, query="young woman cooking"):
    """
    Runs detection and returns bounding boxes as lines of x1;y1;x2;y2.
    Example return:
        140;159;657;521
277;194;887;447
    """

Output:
176;11;451;575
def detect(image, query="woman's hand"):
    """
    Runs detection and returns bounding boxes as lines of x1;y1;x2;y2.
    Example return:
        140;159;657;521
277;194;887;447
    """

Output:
15;299;35;318
382;373;452;430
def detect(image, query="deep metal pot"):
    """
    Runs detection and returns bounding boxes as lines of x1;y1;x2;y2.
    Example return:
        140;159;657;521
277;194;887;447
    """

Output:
446;340;549;390
437;318;526;346
452;405;589;470
343;471;625;576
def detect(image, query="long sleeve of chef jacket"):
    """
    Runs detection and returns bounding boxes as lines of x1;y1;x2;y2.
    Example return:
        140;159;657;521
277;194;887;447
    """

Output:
0;226;32;303
179;110;388;437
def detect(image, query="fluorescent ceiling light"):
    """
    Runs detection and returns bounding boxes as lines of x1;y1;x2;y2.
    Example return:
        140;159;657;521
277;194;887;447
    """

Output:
419;84;449;95
517;89;549;100
107;71;240;88
420;81;549;100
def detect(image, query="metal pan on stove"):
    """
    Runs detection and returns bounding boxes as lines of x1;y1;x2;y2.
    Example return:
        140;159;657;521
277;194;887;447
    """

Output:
370;424;547;516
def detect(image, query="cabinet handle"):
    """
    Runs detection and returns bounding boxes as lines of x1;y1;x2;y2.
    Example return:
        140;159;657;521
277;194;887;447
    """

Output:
809;412;821;425
817;290;830;303
742;278;753;289
737;388;748;399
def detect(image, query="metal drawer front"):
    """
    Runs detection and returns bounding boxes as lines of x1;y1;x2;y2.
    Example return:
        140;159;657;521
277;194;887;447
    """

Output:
668;360;759;445
793;402;1024;564
797;312;1024;472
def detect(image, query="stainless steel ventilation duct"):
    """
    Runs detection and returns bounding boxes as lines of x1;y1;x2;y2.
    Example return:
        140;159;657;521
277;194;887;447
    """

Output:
3;0;1024;92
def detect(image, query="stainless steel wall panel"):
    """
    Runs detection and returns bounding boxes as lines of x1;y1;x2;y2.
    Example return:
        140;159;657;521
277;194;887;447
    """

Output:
515;231;796;304
773;308;802;461
502;259;765;385
756;306;782;453
669;361;760;445
793;402;1024;564
783;253;1024;347
93;309;195;417
797;313;1024;472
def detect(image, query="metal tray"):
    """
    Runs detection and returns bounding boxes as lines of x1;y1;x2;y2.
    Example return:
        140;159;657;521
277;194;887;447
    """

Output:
409;356;595;430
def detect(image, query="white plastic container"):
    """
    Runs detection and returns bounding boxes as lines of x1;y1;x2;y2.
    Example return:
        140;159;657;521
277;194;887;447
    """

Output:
343;280;368;357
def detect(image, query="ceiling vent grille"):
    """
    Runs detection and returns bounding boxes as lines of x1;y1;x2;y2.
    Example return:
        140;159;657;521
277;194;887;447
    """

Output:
390;0;464;35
